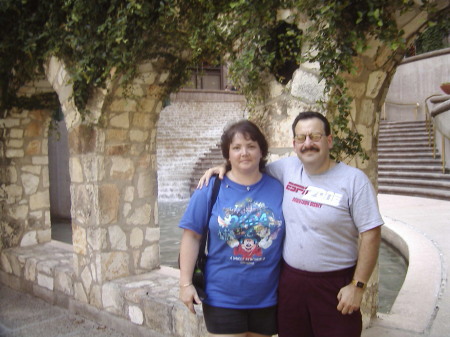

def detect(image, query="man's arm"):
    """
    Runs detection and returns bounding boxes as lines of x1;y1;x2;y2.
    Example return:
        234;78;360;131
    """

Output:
197;164;227;189
336;226;382;315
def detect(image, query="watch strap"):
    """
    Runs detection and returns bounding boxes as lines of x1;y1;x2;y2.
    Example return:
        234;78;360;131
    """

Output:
351;279;366;289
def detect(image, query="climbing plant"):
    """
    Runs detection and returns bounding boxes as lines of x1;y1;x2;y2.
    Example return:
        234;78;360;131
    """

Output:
0;0;441;160
414;12;450;55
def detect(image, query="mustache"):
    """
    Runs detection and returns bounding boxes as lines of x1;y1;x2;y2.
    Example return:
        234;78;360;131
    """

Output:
300;147;319;153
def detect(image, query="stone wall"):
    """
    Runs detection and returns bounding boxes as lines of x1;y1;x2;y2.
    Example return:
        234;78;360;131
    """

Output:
0;108;52;251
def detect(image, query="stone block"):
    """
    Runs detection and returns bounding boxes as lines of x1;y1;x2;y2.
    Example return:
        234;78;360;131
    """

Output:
0;118;20;128
31;156;48;165
7;139;24;148
110;112;130;128
9;128;24;138
30;191;50;210
37;272;54;290
106;128;128;142
145;228;160;242
110;157;134;180
108;226;127;251
124;186;134;202
101;251;130;280
55;268;74;296
0;253;13;273
22;173;40;195
132;113;151;128
74;281;88;303
99;184;119;225
8;204;28;220
4;184;23;204
25;139;41;155
129;305;144;325
366;71;387;99
73;224;87;255
139;245;159;270
6;149;24;158
142;298;173;335
102;282;124;315
126;204;151;226
20;231;38;247
130;130;148;142
172;304;208;337
69;125;97;154
130;228;143;248
69;157;84;183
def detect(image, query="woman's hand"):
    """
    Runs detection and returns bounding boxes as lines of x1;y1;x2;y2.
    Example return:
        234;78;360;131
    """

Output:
180;284;202;314
197;164;227;189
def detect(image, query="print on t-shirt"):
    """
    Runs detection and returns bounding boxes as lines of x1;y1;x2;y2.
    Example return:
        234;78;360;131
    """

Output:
217;198;282;264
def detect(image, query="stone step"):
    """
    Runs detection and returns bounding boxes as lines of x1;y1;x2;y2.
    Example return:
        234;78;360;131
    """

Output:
378;146;434;153
378;152;439;159
378;164;445;173
378;158;442;165
378;177;450;190
378;135;430;143
378;171;450;180
379;120;427;128
378;185;450;201
378;141;432;148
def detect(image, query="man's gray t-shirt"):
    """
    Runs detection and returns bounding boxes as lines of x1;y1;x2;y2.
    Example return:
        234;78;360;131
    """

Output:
266;156;383;272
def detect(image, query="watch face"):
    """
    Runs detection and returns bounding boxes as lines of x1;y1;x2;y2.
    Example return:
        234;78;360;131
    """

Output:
356;281;364;288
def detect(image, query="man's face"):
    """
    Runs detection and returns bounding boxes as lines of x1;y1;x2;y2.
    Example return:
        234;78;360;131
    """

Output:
292;118;332;168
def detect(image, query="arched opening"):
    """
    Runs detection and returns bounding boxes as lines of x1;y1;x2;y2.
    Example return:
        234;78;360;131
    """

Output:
48;111;72;244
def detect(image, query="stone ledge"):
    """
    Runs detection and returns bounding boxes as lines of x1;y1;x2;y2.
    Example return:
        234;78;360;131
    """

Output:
372;216;443;333
0;241;207;337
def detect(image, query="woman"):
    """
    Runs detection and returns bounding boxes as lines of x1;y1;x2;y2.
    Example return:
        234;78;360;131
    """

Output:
179;120;285;337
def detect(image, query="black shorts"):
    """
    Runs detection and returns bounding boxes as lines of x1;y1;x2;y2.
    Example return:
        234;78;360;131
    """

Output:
202;303;278;335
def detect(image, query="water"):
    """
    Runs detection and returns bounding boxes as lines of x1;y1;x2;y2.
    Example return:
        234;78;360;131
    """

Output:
157;201;407;313
159;201;188;268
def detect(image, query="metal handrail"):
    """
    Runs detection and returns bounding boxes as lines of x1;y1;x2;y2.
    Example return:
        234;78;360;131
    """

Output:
383;101;420;120
424;94;449;173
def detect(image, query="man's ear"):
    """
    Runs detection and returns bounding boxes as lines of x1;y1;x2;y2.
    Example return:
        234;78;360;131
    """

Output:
327;134;333;149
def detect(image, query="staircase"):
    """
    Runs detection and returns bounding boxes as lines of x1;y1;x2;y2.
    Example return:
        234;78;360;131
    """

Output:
378;120;450;201
189;144;224;194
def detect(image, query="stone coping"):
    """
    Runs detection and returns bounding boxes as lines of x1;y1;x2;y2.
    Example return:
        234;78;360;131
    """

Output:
0;218;443;336
372;216;442;333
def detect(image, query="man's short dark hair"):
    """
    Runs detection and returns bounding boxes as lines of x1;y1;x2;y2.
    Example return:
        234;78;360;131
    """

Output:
292;111;331;137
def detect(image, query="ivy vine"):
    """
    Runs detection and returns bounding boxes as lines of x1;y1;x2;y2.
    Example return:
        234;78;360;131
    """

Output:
0;0;442;160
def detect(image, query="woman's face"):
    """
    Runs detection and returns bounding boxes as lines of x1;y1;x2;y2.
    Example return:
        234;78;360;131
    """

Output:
228;132;262;174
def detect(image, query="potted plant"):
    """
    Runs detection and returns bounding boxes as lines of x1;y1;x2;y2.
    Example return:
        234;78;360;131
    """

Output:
440;82;450;95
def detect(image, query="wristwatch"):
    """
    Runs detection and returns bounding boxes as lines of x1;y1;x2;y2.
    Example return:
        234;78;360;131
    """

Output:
351;279;366;289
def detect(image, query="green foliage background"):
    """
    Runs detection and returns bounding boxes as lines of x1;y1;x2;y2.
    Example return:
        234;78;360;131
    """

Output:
1;0;444;160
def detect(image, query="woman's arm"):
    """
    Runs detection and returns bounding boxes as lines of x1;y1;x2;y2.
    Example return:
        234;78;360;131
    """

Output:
179;229;203;313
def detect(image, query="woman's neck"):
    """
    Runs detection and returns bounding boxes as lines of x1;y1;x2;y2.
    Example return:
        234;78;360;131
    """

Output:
227;169;262;186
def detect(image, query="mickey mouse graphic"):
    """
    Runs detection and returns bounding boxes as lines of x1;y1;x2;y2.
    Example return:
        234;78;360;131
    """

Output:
218;198;282;261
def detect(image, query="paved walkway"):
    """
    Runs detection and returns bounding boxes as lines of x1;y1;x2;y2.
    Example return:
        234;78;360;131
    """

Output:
1;194;449;337
362;194;450;337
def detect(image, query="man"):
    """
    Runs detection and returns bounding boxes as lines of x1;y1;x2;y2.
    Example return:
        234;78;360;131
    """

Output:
200;111;383;337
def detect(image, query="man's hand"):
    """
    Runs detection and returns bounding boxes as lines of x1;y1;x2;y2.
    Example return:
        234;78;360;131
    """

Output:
197;164;227;189
336;283;364;315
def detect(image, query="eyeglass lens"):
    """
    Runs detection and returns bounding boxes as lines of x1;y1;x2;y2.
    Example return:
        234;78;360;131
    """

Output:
294;133;323;143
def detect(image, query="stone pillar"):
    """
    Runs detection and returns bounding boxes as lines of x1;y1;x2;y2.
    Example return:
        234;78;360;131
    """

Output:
45;58;166;307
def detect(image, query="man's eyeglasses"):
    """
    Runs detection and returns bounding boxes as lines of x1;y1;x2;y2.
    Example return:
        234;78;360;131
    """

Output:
294;133;324;144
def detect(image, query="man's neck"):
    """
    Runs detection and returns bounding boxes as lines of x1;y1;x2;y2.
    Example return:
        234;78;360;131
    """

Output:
303;158;336;175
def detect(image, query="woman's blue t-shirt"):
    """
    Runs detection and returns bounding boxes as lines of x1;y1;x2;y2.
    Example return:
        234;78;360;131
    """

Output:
179;174;285;309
